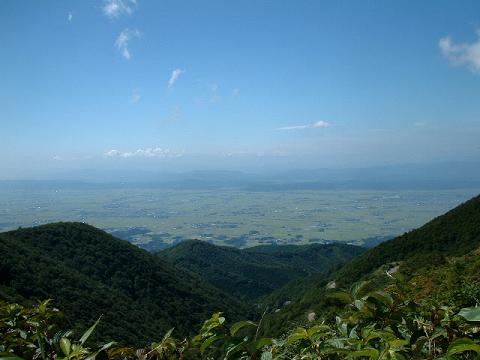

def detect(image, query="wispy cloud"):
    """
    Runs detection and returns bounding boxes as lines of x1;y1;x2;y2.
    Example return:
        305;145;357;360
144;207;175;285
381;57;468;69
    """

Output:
104;148;183;158
278;125;310;130
130;89;141;103
104;149;121;157
52;155;62;161
277;120;331;131
232;88;240;97
115;29;141;60
103;0;137;18
168;69;185;88
439;30;480;74
68;12;72;22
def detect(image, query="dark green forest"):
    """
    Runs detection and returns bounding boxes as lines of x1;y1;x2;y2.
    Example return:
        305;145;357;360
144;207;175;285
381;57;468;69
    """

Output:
158;239;364;300
0;223;252;345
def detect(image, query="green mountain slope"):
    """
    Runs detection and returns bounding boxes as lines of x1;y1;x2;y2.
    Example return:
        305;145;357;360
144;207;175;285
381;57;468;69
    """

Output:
262;193;480;334
158;240;364;300
4;241;480;359
0;222;251;345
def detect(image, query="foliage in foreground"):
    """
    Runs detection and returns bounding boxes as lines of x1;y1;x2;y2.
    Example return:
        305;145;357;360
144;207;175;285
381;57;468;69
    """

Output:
2;276;480;360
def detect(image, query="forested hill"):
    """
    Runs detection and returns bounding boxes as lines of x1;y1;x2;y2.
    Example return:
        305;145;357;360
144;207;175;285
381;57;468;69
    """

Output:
262;193;480;334
158;240;364;300
0;222;251;345
332;193;480;286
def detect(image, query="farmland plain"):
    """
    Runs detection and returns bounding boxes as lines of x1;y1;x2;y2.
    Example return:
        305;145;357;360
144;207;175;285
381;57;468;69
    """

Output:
1;184;478;250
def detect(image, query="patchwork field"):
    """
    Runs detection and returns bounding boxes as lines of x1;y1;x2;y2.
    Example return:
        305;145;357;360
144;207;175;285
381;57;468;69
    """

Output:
0;186;478;250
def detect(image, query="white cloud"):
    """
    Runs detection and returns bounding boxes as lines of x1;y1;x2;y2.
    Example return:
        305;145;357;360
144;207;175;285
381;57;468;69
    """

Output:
439;30;480;74
103;0;137;18
104;149;121;157
68;12;72;22
104;148;183;158
312;120;331;128
277;120;331;131
52;155;62;161
131;89;141;103
168;69;185;88
278;125;309;130
115;29;141;60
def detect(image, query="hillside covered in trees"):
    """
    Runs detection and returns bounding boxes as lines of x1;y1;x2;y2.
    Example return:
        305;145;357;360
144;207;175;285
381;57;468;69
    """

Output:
158;240;364;300
0;223;252;345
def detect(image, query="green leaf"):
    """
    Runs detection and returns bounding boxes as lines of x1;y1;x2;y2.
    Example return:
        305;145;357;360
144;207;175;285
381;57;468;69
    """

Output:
458;307;480;322
60;337;72;356
37;299;52;315
328;291;353;304
200;335;224;354
199;312;225;335
0;353;25;360
447;338;480;355
225;340;247;360
162;328;174;342
80;316;101;345
388;339;409;350
36;333;47;360
347;348;379;358
287;328;308;345
307;324;330;338
367;291;393;308
255;337;272;350
85;342;117;360
230;320;256;336
351;281;369;298
326;338;345;349
97;341;116;353
387;351;406;360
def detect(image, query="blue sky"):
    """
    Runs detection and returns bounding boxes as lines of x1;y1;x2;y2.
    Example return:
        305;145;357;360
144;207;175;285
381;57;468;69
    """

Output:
1;0;480;178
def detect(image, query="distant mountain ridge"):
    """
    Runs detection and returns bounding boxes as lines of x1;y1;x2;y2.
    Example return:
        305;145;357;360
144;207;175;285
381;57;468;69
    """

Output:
3;160;480;190
158;240;364;300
